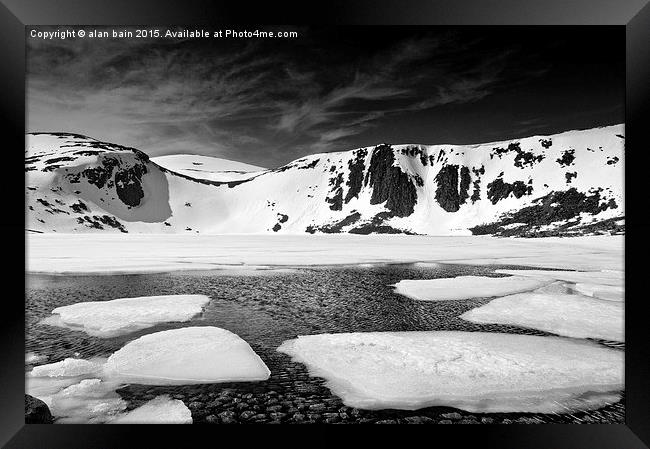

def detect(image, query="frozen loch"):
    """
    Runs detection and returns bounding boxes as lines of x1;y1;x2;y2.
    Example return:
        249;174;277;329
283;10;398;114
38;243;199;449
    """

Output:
41;294;211;337
278;331;623;413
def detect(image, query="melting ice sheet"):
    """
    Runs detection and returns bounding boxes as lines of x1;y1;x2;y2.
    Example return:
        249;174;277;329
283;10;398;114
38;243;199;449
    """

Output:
495;269;624;288
41;295;211;337
460;287;624;341
110;395;192;424
392;276;550;301
103;326;271;384
277;331;623;413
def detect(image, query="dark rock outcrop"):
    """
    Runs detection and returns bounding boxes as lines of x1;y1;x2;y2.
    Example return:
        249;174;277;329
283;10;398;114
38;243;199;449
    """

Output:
306;212;361;234
326;173;344;211
348;212;415;235
459;166;471;204
25;394;53;424
344;149;367;203
115;163;147;207
556;149;576;167
434;165;460;212
434;165;472;212
365;144;417;217
471;188;618;236
486;177;533;204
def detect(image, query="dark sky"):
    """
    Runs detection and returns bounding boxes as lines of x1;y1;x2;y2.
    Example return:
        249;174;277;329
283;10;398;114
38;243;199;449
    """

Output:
27;26;624;168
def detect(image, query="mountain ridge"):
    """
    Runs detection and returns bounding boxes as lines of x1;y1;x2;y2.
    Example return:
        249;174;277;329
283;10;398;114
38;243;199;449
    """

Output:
25;125;624;236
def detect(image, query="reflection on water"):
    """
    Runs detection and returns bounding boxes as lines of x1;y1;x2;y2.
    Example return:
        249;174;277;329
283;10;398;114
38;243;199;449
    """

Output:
26;263;624;424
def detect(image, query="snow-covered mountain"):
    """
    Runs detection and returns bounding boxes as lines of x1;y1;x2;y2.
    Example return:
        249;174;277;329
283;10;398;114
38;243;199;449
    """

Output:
25;125;624;236
151;154;266;183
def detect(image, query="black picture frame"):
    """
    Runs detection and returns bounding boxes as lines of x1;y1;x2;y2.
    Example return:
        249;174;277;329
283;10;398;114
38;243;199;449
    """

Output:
3;0;649;447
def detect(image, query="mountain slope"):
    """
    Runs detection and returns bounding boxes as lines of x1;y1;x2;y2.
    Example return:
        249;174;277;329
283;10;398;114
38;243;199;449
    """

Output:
26;125;624;236
151;154;266;182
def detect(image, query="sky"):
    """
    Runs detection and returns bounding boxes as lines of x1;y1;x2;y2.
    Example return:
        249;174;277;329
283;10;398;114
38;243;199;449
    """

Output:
27;26;624;168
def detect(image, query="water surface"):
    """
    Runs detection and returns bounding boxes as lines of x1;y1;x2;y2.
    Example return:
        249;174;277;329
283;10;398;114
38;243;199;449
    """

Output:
26;263;624;424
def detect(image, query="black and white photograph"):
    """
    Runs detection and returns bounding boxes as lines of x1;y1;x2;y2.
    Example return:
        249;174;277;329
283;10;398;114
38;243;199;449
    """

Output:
24;24;626;426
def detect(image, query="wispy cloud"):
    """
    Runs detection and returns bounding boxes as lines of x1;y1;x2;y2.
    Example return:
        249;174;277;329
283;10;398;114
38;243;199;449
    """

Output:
27;28;553;166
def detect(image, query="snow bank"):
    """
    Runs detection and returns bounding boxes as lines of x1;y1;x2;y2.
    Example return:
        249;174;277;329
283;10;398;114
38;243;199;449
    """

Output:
104;327;270;384
42;294;211;337
110;395;192;424
27;234;623;274
461;289;623;341
277;331;622;413
392;276;550;301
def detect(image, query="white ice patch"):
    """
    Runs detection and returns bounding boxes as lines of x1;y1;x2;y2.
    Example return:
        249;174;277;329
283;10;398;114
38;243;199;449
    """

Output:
26;358;129;423
48;379;128;424
411;262;441;268
25;352;48;364
110;395;192;424
461;289;624;341
495;269;623;287
42;294;211;338
573;283;623;302
30;358;104;378
277;331;622;413
392;276;550;301
104;326;270;384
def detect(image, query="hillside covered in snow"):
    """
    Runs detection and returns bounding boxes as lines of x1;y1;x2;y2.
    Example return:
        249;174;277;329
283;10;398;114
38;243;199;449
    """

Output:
25;125;624;236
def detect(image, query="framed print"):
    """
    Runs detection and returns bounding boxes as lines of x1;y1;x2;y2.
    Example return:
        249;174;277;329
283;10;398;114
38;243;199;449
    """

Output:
1;0;649;447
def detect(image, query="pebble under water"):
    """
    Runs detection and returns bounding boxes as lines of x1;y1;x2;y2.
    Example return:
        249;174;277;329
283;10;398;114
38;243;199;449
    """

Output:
25;263;624;424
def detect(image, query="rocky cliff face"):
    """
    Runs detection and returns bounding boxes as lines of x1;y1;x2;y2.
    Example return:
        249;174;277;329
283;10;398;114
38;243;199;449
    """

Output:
26;125;624;236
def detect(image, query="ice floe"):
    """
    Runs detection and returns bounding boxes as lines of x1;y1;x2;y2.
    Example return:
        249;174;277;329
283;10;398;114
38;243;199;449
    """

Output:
26;359;128;423
27;326;268;423
25;352;48;364
495;269;623;287
110;395;192;424
48;379;128;424
460;288;623;341
277;331;623;413
573;283;623;302
392;276;550;301
41;294;211;337
104;326;270;384
30;358;104;378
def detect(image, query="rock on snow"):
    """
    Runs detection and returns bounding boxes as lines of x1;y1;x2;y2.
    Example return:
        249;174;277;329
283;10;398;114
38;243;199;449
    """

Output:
278;331;622;413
